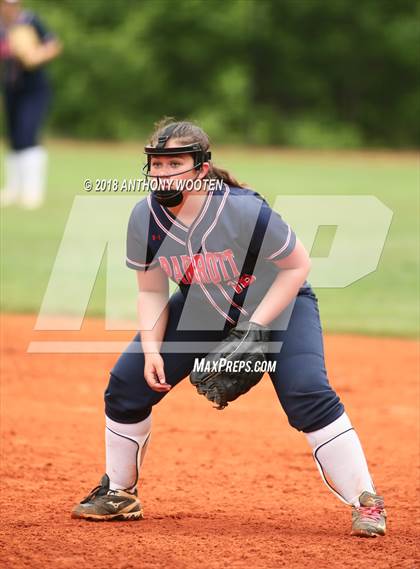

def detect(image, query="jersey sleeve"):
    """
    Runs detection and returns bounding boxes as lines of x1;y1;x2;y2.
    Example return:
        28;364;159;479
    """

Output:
126;202;159;271
249;197;296;262
26;12;56;42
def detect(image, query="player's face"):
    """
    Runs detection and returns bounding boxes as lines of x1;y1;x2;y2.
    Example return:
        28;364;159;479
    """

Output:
149;154;195;180
148;138;209;188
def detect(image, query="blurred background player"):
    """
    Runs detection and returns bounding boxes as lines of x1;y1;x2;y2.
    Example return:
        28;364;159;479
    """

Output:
0;0;61;209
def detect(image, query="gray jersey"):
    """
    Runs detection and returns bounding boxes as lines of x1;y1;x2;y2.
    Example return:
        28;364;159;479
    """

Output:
127;185;300;326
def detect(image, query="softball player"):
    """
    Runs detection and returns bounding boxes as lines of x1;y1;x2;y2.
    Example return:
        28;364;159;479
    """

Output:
72;120;386;537
0;0;61;209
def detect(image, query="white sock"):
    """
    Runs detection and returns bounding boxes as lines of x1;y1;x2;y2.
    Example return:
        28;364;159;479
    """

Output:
305;412;375;506
0;152;21;206
105;414;151;492
19;146;47;209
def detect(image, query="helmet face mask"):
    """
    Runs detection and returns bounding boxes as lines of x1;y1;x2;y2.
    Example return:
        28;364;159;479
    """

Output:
143;135;211;206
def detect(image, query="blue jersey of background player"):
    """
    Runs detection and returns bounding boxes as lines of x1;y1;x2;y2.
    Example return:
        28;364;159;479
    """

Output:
0;3;54;91
0;0;61;209
72;120;387;539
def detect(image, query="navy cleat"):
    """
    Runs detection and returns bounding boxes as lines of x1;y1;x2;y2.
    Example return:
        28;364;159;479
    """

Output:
71;474;143;521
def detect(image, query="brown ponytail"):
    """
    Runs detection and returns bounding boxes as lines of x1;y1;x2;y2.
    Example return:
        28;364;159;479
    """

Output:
207;165;246;188
149;118;247;189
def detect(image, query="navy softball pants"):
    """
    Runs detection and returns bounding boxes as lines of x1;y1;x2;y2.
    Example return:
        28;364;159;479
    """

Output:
105;289;344;433
4;86;50;150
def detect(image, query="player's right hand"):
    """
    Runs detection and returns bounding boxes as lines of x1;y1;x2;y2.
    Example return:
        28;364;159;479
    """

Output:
144;354;171;392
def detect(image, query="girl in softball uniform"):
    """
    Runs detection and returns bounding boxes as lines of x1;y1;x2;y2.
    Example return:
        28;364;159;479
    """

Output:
71;120;386;537
0;0;61;209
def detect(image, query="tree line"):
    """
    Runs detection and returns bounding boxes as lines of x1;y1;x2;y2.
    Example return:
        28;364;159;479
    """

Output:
25;0;419;147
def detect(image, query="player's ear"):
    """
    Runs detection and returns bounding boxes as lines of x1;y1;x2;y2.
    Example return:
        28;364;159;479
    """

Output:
198;162;210;179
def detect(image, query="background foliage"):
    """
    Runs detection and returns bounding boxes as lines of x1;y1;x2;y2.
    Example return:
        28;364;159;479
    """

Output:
1;1;419;337
20;0;420;147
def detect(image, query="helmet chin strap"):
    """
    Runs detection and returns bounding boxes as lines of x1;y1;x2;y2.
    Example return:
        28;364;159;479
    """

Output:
144;167;202;208
154;188;184;207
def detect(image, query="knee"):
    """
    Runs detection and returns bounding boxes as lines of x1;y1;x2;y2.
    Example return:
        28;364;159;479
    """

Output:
105;402;152;423
274;364;344;432
104;372;152;424
12;138;35;152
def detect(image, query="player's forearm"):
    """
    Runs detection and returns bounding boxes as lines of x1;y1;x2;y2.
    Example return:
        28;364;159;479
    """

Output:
137;291;169;354
250;266;310;326
39;40;62;62
25;40;62;68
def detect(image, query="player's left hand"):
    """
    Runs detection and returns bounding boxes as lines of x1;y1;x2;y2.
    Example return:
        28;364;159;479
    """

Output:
189;321;270;409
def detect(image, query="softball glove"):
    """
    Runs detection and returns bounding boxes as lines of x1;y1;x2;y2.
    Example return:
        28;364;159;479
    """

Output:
189;321;270;409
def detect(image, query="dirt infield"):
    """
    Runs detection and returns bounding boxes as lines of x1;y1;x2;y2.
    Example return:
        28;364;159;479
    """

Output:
0;314;418;569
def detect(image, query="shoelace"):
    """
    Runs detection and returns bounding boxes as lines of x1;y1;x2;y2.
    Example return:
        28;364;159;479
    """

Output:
81;484;105;501
83;483;135;503
356;505;384;522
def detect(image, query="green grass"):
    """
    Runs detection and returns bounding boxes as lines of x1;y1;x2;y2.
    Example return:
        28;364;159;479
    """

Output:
1;141;418;337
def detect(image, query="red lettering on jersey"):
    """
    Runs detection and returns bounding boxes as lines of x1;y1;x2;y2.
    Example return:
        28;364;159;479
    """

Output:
228;273;256;294
238;274;256;288
215;252;230;280
194;254;210;283
205;253;221;283
158;250;240;285
158;257;172;278
181;255;194;284
170;256;183;283
222;249;240;277
228;280;243;294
